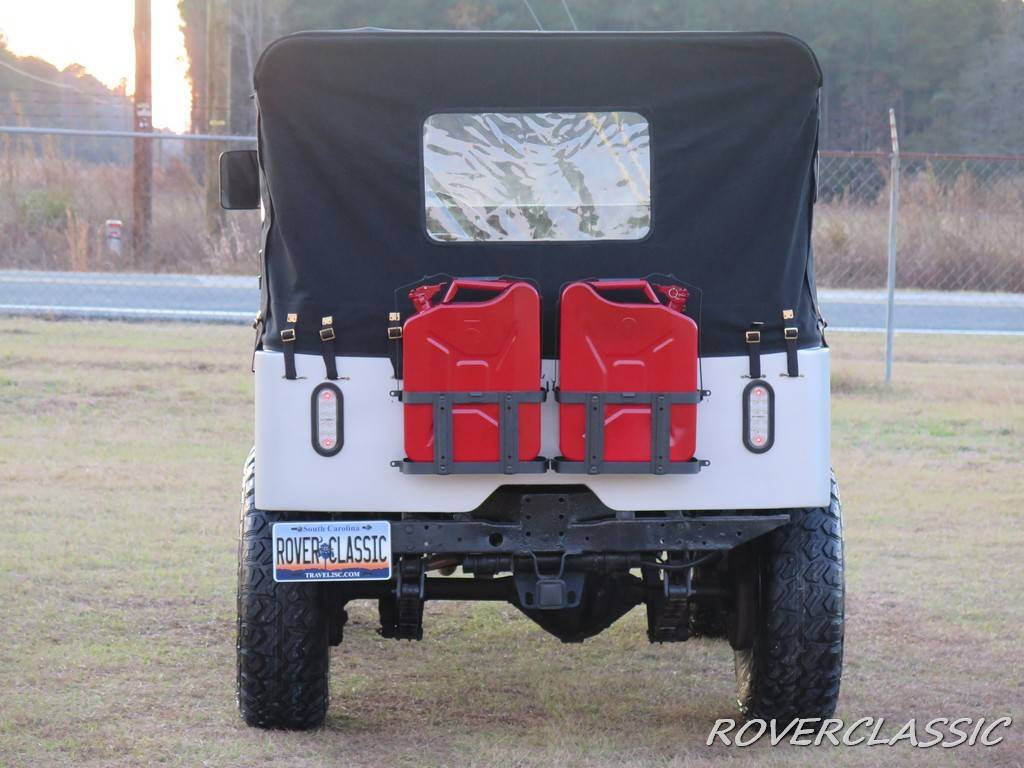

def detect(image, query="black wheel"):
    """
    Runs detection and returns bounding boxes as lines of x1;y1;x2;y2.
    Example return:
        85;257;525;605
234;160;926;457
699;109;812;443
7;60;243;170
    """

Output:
734;472;844;721
236;450;331;729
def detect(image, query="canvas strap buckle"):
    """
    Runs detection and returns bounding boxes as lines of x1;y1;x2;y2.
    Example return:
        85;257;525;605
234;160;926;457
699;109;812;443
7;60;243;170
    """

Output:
745;322;764;379
319;316;339;380
387;312;404;381
281;314;298;380
783;310;800;377
250;311;264;373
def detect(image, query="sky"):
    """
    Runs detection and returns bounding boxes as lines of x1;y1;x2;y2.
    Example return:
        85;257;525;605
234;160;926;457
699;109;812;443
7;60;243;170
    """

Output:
0;0;192;132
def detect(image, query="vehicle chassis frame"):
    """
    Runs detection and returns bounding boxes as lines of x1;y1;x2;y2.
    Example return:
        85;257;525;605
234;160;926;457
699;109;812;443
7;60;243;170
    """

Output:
388;508;789;556
322;491;789;642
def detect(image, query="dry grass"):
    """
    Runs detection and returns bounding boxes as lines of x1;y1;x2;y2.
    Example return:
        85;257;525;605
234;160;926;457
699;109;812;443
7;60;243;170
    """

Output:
0;320;1022;767
0;139;260;274
815;169;1024;292
814;163;1024;292
2;143;1022;294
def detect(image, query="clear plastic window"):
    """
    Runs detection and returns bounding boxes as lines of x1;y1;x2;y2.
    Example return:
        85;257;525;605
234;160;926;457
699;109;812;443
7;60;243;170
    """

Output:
423;112;651;242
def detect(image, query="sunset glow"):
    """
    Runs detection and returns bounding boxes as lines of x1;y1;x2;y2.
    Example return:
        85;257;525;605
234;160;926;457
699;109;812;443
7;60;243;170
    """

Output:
0;0;192;132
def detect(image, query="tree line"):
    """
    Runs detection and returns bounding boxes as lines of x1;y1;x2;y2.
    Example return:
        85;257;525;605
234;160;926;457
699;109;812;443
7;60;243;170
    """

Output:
0;35;133;162
180;0;1024;154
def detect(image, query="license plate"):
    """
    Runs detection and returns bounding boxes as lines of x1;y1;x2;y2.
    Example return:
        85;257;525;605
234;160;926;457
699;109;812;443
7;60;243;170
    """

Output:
272;521;392;582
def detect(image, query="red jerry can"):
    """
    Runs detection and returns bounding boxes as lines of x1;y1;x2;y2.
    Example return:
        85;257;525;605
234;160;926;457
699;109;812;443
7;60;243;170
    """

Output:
402;279;542;467
558;280;699;470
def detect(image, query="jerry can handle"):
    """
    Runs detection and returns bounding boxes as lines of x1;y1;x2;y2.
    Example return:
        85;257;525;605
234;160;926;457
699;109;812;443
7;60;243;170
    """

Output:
409;283;446;313
587;279;660;304
442;278;514;303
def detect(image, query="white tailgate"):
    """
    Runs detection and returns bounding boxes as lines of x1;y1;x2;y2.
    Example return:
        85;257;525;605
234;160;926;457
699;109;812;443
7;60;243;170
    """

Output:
255;349;830;512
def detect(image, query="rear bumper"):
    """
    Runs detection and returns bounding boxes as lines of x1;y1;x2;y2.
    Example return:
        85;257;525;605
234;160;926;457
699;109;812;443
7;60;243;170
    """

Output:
389;512;790;556
328;506;790;641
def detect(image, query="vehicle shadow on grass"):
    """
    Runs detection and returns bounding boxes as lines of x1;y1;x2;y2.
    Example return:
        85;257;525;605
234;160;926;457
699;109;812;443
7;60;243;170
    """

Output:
242;593;1024;768
305;602;740;747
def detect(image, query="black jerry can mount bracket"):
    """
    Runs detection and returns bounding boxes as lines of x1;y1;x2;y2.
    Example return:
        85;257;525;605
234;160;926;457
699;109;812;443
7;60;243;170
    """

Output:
388;388;548;475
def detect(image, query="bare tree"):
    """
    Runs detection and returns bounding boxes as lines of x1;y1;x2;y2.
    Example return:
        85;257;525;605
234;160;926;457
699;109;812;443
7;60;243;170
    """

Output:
228;0;287;134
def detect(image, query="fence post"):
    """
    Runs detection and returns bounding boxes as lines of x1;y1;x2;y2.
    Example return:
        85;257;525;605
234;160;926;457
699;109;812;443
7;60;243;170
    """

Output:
884;108;900;383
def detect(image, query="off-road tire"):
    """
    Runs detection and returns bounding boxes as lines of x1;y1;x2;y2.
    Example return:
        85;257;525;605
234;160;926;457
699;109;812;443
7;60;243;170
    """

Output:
735;472;844;721
236;450;331;729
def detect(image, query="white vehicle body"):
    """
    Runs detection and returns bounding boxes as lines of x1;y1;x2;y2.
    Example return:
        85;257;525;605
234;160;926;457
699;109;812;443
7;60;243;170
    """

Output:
255;348;830;513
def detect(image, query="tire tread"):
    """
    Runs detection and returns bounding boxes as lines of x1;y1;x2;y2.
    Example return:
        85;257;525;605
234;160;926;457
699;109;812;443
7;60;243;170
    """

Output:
236;448;330;729
737;472;844;720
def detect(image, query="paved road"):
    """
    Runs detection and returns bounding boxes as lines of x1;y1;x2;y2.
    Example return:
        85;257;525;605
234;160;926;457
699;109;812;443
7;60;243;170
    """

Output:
1;270;1022;334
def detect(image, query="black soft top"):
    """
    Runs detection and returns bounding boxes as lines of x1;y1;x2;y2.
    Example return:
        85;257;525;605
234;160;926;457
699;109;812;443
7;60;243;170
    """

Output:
254;29;824;358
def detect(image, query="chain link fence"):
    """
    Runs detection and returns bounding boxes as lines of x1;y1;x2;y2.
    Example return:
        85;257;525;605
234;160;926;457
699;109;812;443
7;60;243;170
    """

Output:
814;149;1024;337
0;129;259;319
816;150;1024;293
0;130;259;273
0;128;1022;335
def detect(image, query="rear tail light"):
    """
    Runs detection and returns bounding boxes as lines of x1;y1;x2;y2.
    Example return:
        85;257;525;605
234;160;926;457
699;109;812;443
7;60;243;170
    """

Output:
742;380;774;453
312;383;343;456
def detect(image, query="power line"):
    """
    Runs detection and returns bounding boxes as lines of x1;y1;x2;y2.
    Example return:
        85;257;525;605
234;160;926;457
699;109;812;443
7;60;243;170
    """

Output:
561;0;579;30
0;58;115;104
522;0;544;30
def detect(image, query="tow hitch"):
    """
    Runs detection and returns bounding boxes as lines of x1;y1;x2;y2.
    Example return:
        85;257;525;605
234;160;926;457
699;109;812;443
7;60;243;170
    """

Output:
514;553;584;610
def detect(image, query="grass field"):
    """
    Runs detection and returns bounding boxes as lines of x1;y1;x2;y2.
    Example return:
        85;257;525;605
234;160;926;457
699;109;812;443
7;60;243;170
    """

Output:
1;320;1022;767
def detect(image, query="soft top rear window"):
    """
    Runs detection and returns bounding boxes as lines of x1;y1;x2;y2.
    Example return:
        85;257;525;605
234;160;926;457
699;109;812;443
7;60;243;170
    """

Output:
423;111;651;243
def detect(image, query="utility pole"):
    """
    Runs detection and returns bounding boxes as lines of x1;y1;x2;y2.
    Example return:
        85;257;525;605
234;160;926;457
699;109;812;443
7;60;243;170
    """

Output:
205;0;229;235
132;0;153;264
187;0;209;181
